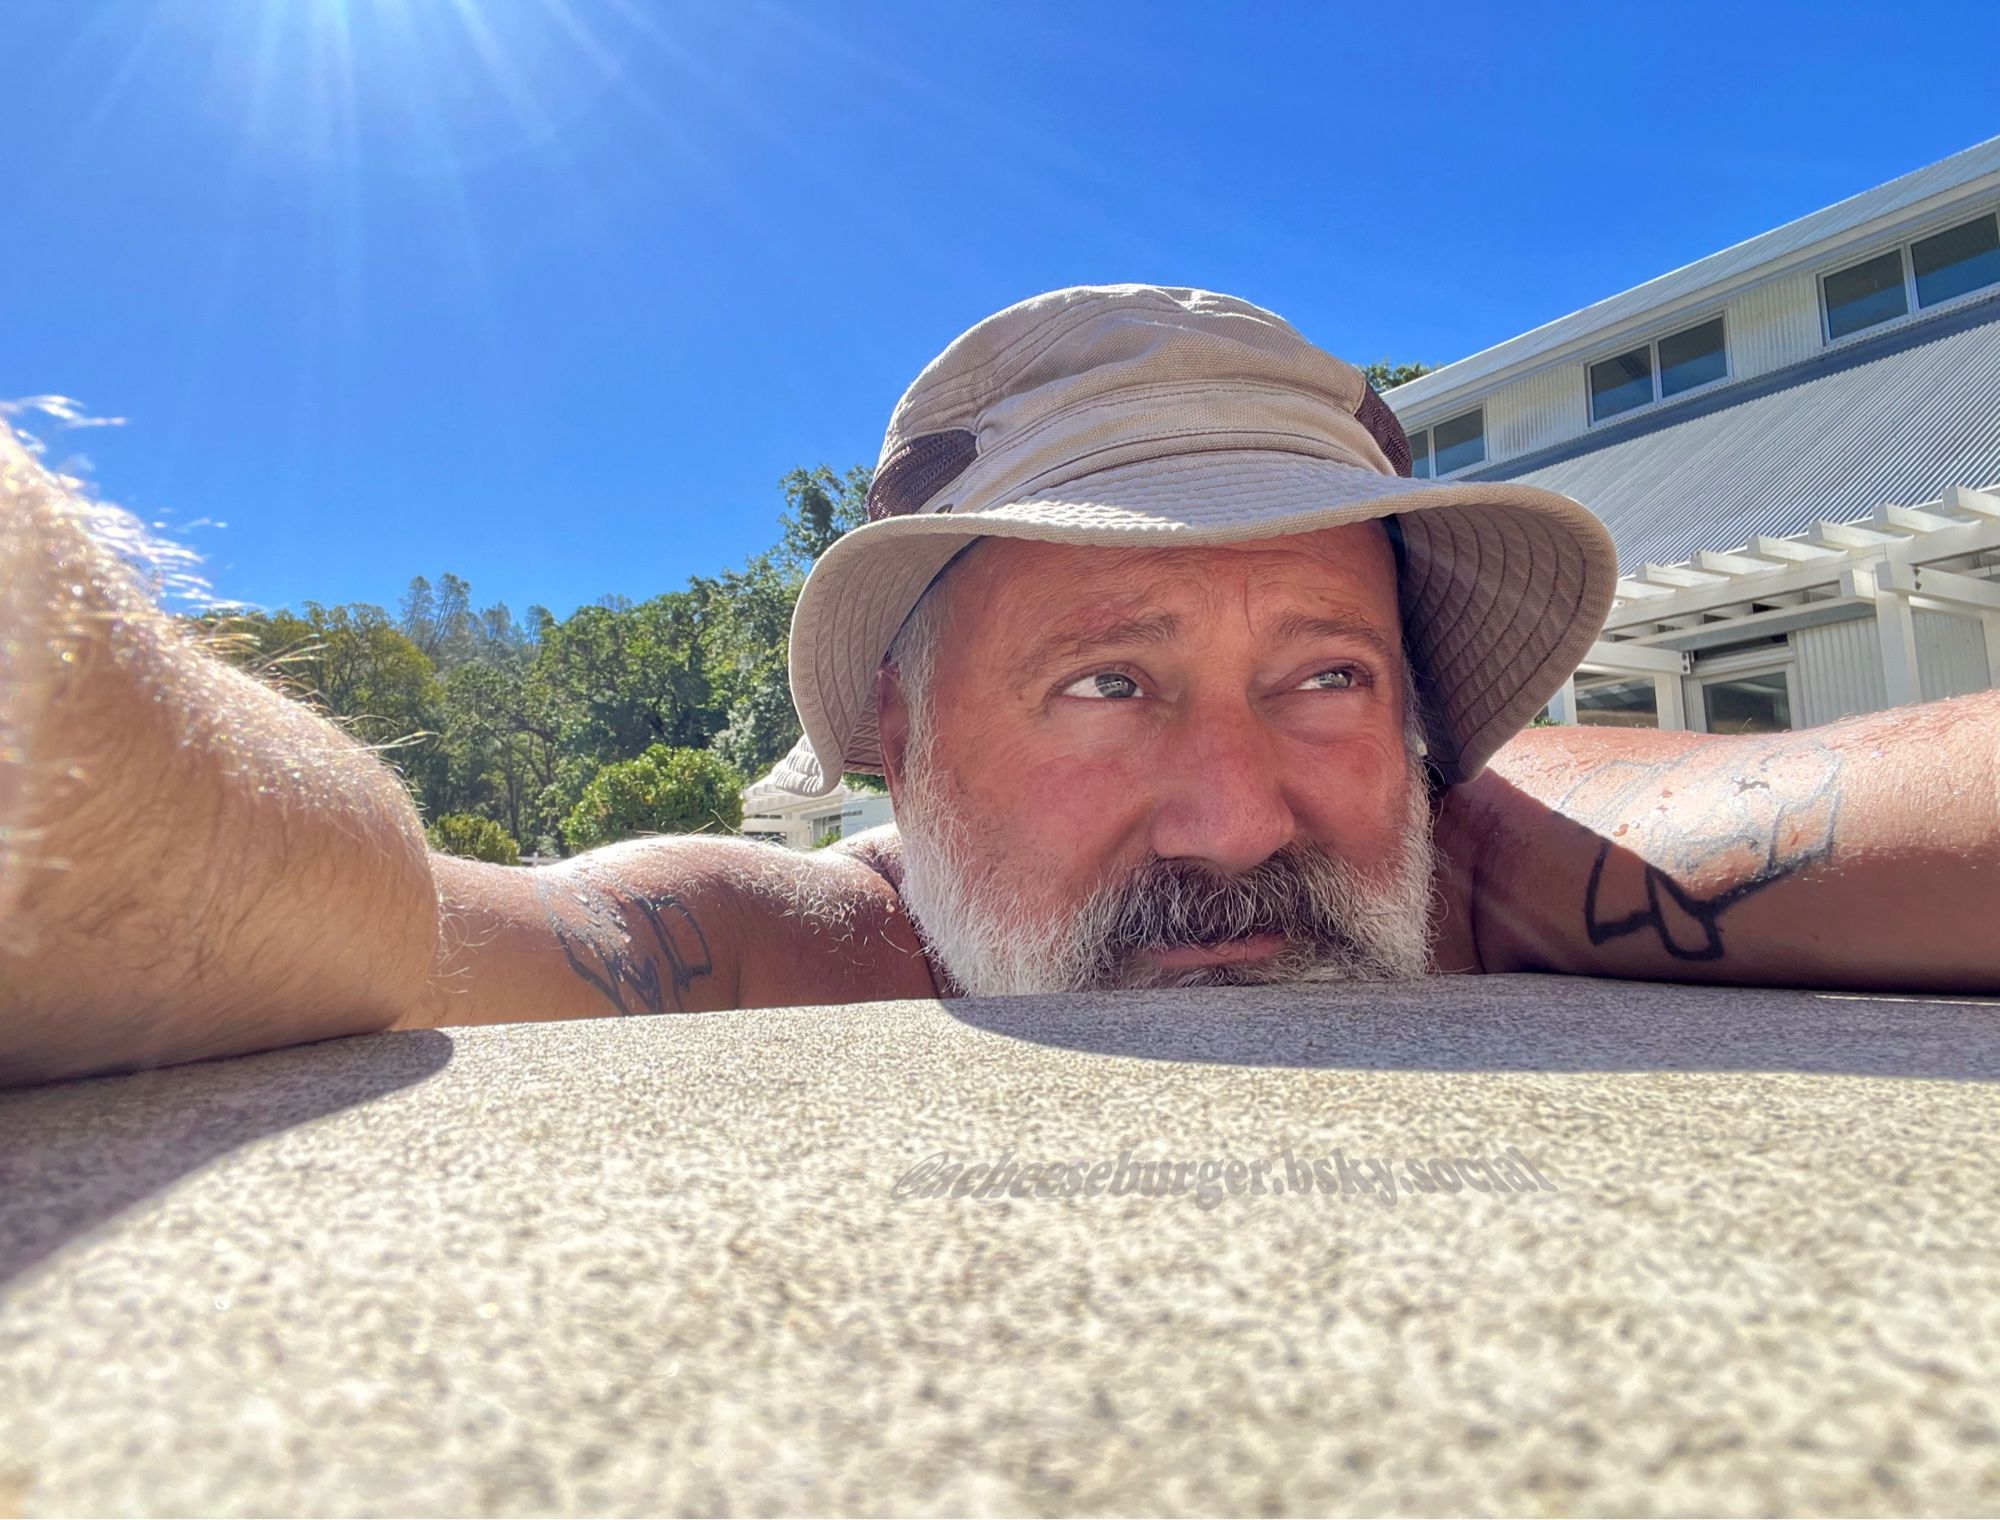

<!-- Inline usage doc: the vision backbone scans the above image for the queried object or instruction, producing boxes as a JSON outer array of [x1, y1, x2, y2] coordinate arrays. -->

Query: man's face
[[879, 522, 1436, 995]]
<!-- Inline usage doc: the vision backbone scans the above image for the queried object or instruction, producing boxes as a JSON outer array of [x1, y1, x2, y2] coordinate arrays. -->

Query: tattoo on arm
[[531, 867, 714, 1014], [1553, 737, 1845, 961]]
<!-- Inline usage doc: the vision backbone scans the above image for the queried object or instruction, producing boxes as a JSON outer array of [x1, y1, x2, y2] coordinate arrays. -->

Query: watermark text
[[891, 1143, 1555, 1211]]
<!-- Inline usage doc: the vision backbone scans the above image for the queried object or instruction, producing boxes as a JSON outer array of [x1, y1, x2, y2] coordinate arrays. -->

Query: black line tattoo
[[532, 868, 714, 1014], [1553, 737, 1845, 961]]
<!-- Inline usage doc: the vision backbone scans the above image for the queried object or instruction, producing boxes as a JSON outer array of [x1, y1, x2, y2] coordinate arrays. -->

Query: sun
[[186, 0, 646, 177]]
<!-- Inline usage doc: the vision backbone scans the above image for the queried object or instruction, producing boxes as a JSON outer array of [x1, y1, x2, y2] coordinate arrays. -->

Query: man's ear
[[875, 663, 911, 799]]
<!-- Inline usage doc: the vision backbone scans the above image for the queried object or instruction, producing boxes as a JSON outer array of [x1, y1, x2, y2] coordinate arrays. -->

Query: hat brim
[[771, 449, 1617, 795]]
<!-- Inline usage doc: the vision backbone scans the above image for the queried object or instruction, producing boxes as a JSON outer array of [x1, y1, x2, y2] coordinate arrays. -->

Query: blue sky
[[8, 0, 1995, 619]]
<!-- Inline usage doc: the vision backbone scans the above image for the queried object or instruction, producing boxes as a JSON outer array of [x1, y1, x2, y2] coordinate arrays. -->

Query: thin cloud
[[3, 395, 129, 428]]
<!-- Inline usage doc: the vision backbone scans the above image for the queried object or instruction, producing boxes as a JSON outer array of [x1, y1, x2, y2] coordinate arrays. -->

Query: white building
[[741, 770, 895, 850], [1387, 137, 2000, 733]]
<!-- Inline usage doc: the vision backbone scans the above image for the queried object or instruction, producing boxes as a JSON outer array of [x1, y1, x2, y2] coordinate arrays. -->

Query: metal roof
[[1476, 296, 2000, 573], [1388, 136, 2000, 414]]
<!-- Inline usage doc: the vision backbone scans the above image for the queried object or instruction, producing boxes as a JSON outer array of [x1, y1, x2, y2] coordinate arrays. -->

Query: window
[[1432, 411, 1485, 474], [1575, 676, 1659, 728], [1588, 316, 1727, 423], [1657, 317, 1728, 396], [1700, 670, 1792, 734], [1823, 250, 1908, 341], [1588, 349, 1653, 422], [1913, 213, 2000, 307], [1407, 409, 1484, 479], [1821, 212, 2000, 342]]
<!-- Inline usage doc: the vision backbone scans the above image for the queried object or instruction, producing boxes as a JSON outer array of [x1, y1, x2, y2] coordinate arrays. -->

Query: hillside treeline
[[197, 465, 872, 861]]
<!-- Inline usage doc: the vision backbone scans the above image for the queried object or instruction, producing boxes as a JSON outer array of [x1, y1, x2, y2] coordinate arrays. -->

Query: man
[[3, 285, 1996, 1087]]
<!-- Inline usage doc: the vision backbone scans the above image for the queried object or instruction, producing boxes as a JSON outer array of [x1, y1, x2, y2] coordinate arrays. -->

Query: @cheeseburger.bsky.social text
[[891, 1144, 1556, 1211]]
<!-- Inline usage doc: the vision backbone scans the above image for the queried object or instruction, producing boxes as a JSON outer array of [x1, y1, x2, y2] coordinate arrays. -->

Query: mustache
[[1098, 844, 1374, 956]]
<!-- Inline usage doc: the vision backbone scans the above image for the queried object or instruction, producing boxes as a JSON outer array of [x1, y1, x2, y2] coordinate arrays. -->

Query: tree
[[399, 574, 471, 668], [1364, 360, 1432, 392], [206, 603, 444, 799], [776, 465, 871, 572], [695, 547, 804, 780], [401, 572, 534, 673], [536, 591, 719, 761], [426, 813, 522, 865], [695, 467, 872, 780], [561, 745, 744, 850], [437, 655, 560, 846], [709, 660, 801, 779], [188, 459, 881, 853]]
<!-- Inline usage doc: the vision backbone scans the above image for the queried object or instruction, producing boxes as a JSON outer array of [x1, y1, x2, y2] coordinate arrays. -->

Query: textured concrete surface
[[3, 974, 1999, 1517]]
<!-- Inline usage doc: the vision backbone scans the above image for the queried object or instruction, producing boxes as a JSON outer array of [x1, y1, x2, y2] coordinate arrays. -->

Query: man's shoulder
[[827, 822, 906, 894], [686, 831, 935, 1005]]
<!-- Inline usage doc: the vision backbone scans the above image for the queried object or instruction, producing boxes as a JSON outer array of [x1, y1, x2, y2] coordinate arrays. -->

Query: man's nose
[[1146, 695, 1299, 876]]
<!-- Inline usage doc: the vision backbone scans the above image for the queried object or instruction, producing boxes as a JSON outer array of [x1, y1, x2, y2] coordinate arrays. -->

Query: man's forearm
[[1, 432, 439, 1085], [1466, 691, 2000, 992]]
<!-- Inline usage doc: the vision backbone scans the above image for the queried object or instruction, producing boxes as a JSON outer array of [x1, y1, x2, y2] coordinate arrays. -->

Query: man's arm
[[1, 430, 442, 1085], [1445, 694, 2000, 992], [0, 432, 931, 1086], [413, 837, 932, 1030]]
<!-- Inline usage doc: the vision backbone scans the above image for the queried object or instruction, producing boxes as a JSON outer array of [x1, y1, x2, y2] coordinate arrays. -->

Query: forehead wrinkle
[[949, 527, 1404, 683], [1012, 609, 1183, 681]]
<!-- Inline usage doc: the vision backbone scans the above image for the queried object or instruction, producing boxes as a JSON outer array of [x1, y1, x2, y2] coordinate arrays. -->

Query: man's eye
[[1297, 668, 1357, 691], [1060, 671, 1143, 700]]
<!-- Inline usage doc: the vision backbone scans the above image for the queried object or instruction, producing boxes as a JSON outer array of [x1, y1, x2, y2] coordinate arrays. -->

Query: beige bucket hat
[[773, 283, 1616, 795]]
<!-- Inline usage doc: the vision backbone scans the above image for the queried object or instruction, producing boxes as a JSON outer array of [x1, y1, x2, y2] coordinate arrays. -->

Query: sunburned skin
[[3, 425, 1999, 1086], [484, 527, 1996, 1020], [872, 529, 1441, 995], [876, 531, 1423, 944], [529, 866, 715, 1014], [1559, 739, 1844, 961]]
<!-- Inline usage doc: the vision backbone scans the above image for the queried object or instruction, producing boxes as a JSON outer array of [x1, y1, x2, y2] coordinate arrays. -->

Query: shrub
[[562, 745, 744, 851], [426, 812, 521, 865]]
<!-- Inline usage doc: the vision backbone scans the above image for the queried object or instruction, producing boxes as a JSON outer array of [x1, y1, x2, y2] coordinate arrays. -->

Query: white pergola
[[1548, 484, 2000, 726]]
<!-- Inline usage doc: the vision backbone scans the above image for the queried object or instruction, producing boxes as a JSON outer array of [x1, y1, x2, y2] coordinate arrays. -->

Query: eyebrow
[[1015, 611, 1183, 678], [1269, 611, 1401, 664], [1013, 607, 1400, 679]]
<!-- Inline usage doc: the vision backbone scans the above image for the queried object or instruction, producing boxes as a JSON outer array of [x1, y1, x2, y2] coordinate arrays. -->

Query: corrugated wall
[[1471, 270, 1871, 472], [1385, 138, 2000, 411], [1486, 366, 1580, 463], [1793, 617, 1889, 726], [1725, 272, 1821, 378], [1915, 610, 1993, 700], [1790, 611, 1990, 727]]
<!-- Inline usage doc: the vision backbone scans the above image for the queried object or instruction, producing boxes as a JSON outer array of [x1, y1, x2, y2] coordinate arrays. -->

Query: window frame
[[1818, 208, 2000, 347], [1405, 406, 1486, 480], [1585, 311, 1731, 428], [1687, 656, 1797, 736], [1572, 673, 1662, 729]]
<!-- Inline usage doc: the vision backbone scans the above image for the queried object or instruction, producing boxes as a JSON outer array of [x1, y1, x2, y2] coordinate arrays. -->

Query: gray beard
[[894, 749, 1438, 998]]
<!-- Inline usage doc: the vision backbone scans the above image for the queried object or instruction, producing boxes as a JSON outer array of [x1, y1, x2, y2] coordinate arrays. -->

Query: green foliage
[[561, 745, 744, 850], [426, 812, 522, 865], [201, 601, 447, 798], [710, 660, 803, 779], [1363, 360, 1432, 392], [435, 654, 560, 848], [197, 462, 874, 857], [537, 590, 719, 760], [776, 465, 869, 571]]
